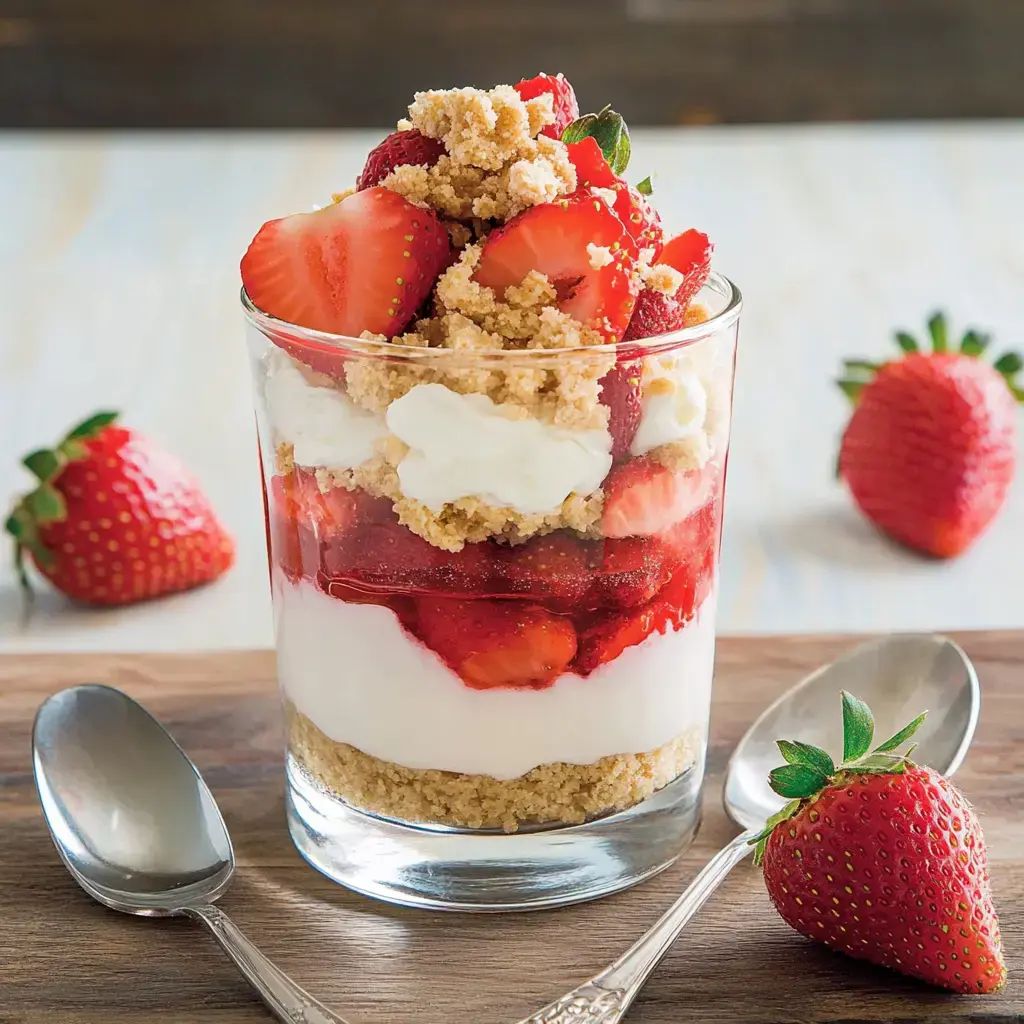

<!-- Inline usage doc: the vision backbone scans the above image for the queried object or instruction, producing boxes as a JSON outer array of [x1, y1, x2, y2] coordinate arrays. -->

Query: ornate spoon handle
[[184, 904, 352, 1024], [518, 830, 757, 1024]]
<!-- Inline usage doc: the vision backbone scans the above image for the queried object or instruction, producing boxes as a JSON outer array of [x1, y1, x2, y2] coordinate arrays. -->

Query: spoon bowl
[[33, 684, 233, 915], [33, 683, 350, 1024], [724, 633, 980, 833]]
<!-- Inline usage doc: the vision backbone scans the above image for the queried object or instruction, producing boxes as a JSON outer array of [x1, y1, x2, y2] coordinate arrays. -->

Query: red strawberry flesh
[[473, 193, 639, 342], [241, 187, 451, 339]]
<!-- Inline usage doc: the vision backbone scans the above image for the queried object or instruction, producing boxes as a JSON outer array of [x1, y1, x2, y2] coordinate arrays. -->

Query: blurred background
[[4, 0, 1023, 128], [2, 0, 1023, 650]]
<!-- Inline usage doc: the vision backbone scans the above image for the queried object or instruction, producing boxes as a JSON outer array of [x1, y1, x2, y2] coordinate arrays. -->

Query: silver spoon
[[32, 683, 351, 1024], [519, 633, 981, 1024]]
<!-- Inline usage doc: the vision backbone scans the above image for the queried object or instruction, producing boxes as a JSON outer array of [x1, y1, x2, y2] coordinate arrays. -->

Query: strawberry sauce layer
[[267, 467, 721, 691]]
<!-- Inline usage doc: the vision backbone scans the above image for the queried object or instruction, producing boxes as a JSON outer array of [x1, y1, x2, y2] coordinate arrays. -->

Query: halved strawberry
[[513, 73, 579, 139], [622, 287, 688, 342], [490, 533, 590, 611], [602, 458, 715, 538], [474, 193, 639, 342], [599, 361, 643, 458], [573, 558, 706, 675], [583, 536, 669, 610], [414, 598, 577, 690], [241, 187, 451, 339], [356, 129, 446, 191], [659, 229, 713, 308]]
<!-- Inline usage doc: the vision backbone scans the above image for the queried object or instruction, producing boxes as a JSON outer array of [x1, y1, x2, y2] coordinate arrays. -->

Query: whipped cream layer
[[264, 349, 387, 469], [386, 383, 612, 514], [274, 574, 716, 779], [631, 331, 735, 460]]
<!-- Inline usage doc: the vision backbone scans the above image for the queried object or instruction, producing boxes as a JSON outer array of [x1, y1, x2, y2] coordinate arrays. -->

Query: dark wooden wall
[[2, 0, 1023, 128]]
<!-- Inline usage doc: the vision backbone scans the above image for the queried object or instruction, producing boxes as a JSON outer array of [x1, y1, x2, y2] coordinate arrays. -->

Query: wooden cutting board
[[0, 634, 1021, 1024]]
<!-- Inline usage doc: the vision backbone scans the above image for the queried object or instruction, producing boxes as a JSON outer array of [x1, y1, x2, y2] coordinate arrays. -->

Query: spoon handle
[[518, 829, 757, 1024], [185, 905, 352, 1024]]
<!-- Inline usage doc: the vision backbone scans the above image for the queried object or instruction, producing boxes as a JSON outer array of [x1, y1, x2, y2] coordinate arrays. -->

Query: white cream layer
[[386, 383, 612, 514], [264, 349, 387, 469], [274, 574, 716, 779]]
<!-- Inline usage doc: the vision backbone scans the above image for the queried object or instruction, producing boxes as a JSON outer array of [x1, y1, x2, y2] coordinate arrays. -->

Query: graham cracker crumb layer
[[287, 705, 703, 832]]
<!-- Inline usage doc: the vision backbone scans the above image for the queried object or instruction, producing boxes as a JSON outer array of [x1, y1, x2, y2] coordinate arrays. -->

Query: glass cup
[[244, 273, 741, 910]]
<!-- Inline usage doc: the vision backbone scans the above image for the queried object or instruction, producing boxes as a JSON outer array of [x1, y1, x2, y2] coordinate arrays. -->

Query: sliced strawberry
[[602, 458, 715, 538], [599, 361, 643, 458], [490, 533, 590, 611], [659, 229, 713, 308], [241, 187, 451, 340], [414, 598, 577, 690], [565, 136, 618, 188], [584, 536, 669, 610], [474, 193, 639, 342], [323, 520, 495, 597], [622, 287, 688, 342], [573, 560, 705, 675], [356, 129, 446, 191], [612, 183, 663, 257], [513, 73, 579, 139]]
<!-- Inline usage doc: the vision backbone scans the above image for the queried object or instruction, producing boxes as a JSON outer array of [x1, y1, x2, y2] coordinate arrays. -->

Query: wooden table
[[1, 124, 1024, 654], [0, 633, 1020, 1022]]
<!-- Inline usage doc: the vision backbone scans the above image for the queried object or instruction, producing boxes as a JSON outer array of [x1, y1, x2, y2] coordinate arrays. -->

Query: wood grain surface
[[0, 634, 1020, 1023], [3, 0, 1024, 127]]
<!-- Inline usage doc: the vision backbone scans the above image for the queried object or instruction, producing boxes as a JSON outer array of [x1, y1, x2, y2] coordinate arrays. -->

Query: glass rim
[[241, 271, 742, 363]]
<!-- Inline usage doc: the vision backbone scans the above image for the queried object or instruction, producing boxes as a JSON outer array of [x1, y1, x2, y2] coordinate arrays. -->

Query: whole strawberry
[[752, 692, 1006, 994], [5, 412, 234, 606], [837, 313, 1022, 557], [356, 129, 445, 191]]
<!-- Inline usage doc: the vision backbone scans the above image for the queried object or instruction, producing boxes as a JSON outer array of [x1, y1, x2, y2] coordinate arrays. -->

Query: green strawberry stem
[[748, 691, 928, 864], [837, 312, 1024, 406], [5, 410, 120, 596], [562, 105, 631, 175]]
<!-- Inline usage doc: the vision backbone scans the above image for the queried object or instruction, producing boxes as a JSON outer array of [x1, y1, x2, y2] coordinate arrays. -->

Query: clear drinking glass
[[244, 273, 741, 910]]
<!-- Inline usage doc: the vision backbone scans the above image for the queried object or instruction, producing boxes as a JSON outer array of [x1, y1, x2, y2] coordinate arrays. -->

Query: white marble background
[[1, 123, 1022, 653]]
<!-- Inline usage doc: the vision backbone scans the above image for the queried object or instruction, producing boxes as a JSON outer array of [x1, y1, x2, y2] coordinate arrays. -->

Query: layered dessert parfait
[[242, 73, 737, 837]]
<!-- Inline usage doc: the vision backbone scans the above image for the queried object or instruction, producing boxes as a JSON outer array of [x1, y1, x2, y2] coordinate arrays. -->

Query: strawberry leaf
[[841, 690, 874, 762], [895, 331, 919, 353], [873, 711, 928, 753], [22, 448, 63, 483], [993, 351, 1023, 375], [842, 359, 880, 376], [960, 330, 990, 356], [777, 739, 836, 777], [927, 312, 949, 353], [837, 379, 865, 403], [66, 410, 119, 441], [562, 106, 631, 175], [769, 764, 829, 799], [636, 176, 653, 196], [844, 752, 910, 774], [25, 484, 66, 523], [749, 798, 802, 866]]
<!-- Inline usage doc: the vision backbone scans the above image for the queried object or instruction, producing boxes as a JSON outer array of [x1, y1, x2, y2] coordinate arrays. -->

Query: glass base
[[286, 751, 705, 911]]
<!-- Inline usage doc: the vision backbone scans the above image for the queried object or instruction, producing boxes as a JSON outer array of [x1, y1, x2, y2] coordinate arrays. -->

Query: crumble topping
[[587, 243, 614, 269], [345, 245, 613, 436], [638, 249, 686, 296], [380, 85, 576, 222]]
